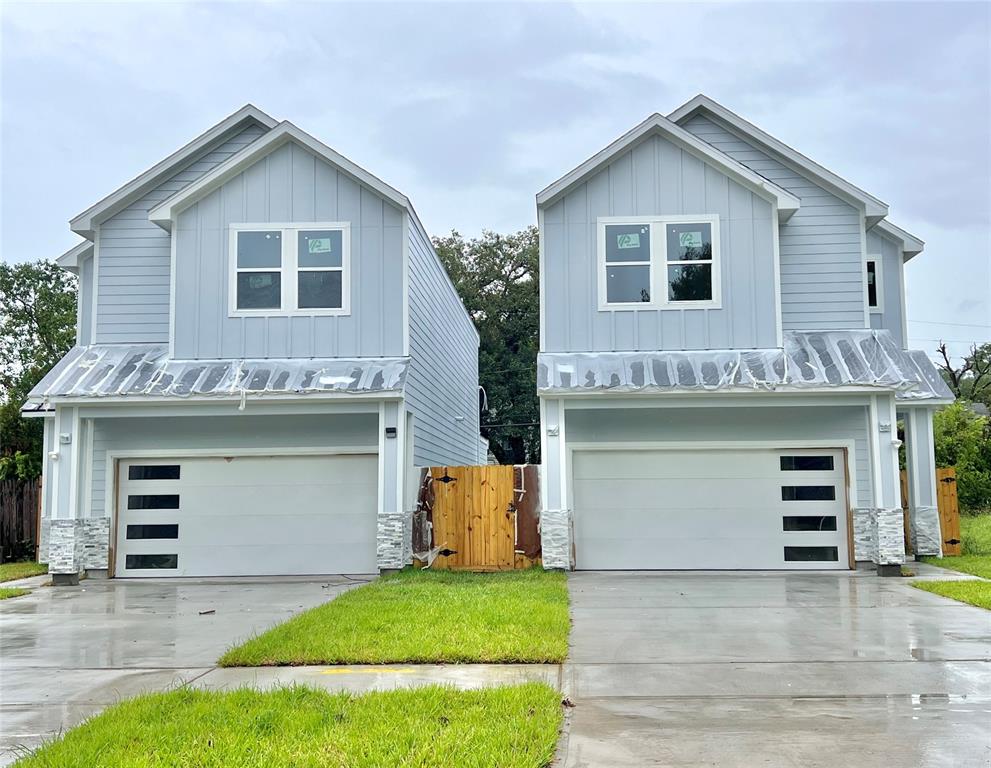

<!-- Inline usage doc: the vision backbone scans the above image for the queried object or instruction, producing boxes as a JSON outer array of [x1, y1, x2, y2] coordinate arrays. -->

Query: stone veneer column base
[[539, 508, 572, 570], [48, 518, 112, 578], [911, 505, 942, 556], [853, 507, 906, 569], [377, 512, 409, 571]]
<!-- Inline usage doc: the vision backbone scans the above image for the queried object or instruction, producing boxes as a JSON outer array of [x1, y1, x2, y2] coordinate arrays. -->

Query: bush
[[933, 402, 991, 511]]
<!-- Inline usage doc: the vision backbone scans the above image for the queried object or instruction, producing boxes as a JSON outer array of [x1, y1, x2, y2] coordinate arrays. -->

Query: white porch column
[[48, 406, 84, 583], [861, 395, 905, 573], [903, 407, 942, 557], [376, 400, 408, 571], [539, 397, 571, 570]]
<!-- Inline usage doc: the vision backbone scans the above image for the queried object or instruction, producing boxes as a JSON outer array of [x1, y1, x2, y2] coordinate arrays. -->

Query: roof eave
[[668, 95, 889, 219], [873, 219, 925, 261], [535, 113, 801, 215], [55, 240, 94, 274], [148, 121, 411, 231], [69, 104, 277, 237]]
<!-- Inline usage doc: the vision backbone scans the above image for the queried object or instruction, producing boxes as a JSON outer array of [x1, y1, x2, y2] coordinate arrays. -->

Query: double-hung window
[[230, 223, 350, 316], [599, 215, 721, 310]]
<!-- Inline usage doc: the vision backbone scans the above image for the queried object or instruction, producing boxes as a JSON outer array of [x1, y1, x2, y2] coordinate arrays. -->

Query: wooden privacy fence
[[900, 467, 961, 556], [412, 465, 540, 571], [0, 478, 41, 563]]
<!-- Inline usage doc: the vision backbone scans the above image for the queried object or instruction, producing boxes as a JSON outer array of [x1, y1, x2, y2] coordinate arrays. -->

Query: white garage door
[[115, 454, 377, 577], [572, 448, 849, 570]]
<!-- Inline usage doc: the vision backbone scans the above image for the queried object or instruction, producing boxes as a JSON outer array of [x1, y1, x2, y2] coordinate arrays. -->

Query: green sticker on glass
[[617, 233, 641, 250], [308, 237, 332, 254], [679, 231, 703, 248]]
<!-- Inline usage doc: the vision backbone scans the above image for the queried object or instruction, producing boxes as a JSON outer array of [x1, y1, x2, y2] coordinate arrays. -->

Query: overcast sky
[[2, 1, 988, 360]]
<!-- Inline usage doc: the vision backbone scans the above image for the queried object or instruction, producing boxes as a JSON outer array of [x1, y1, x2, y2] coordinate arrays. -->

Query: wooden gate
[[418, 465, 540, 571], [0, 478, 41, 562], [899, 467, 962, 556]]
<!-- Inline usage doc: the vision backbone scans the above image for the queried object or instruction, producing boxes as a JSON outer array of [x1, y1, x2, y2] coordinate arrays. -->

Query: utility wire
[[908, 319, 991, 329]]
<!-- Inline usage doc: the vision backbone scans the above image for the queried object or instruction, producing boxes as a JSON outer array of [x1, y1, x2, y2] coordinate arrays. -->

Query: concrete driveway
[[560, 569, 991, 768], [0, 575, 370, 765]]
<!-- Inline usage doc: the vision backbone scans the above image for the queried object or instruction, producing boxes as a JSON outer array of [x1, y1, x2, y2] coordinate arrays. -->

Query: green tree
[[0, 260, 77, 479], [932, 401, 991, 511], [433, 228, 539, 464], [936, 342, 991, 408]]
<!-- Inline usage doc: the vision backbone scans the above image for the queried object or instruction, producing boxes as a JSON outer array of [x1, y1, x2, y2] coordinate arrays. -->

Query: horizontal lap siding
[[565, 404, 873, 507], [94, 124, 266, 343], [682, 115, 866, 331], [543, 134, 778, 353], [406, 217, 480, 466], [172, 141, 404, 359]]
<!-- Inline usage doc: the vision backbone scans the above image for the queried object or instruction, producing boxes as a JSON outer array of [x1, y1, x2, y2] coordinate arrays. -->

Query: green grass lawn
[[220, 568, 569, 666], [912, 580, 991, 610], [12, 683, 562, 768], [914, 513, 990, 610], [920, 514, 991, 578], [0, 587, 29, 600], [0, 561, 47, 583]]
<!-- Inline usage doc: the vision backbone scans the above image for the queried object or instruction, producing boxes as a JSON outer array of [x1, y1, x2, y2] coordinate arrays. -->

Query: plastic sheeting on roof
[[24, 345, 407, 408], [537, 330, 952, 401]]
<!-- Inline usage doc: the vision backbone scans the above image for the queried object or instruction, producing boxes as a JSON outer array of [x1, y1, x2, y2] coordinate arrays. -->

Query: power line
[[910, 338, 991, 344], [908, 319, 991, 329]]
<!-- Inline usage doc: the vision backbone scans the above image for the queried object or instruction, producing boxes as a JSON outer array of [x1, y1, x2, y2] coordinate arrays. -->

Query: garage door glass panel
[[781, 485, 836, 501], [784, 546, 839, 562], [780, 456, 834, 471], [127, 494, 180, 510], [128, 465, 180, 480], [782, 516, 837, 532], [125, 554, 178, 570], [126, 524, 179, 540]]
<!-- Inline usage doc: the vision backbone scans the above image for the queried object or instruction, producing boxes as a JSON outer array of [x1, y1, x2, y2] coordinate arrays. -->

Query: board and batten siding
[[77, 254, 94, 345], [93, 123, 267, 344], [405, 215, 481, 466], [87, 413, 378, 521], [542, 134, 778, 354], [867, 229, 906, 346], [172, 141, 404, 359], [565, 404, 873, 508], [680, 114, 867, 332]]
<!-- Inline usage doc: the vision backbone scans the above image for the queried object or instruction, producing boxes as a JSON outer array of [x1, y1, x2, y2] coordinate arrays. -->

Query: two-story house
[[536, 95, 953, 574], [26, 106, 481, 584]]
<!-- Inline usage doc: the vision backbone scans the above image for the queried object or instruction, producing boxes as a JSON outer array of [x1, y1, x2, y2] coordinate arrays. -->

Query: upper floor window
[[866, 257, 882, 312], [229, 223, 350, 317], [598, 215, 721, 310]]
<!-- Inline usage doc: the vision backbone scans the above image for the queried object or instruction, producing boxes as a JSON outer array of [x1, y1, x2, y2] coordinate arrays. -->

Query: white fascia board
[[872, 219, 925, 262], [149, 122, 410, 231], [668, 95, 888, 222], [70, 104, 277, 238], [535, 113, 801, 219], [56, 240, 94, 273]]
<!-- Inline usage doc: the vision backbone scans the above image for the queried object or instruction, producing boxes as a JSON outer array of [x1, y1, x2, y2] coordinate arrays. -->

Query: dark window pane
[[781, 486, 836, 501], [604, 224, 650, 263], [236, 231, 281, 268], [126, 524, 179, 540], [125, 554, 178, 570], [780, 456, 835, 472], [128, 465, 180, 481], [783, 516, 837, 532], [606, 264, 651, 303], [236, 271, 281, 309], [127, 494, 180, 510], [298, 230, 343, 268], [867, 261, 878, 307], [666, 222, 712, 262], [668, 264, 712, 301], [298, 271, 343, 309], [784, 546, 839, 562]]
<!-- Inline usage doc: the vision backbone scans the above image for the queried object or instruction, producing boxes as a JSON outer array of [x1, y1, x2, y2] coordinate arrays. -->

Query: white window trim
[[866, 254, 884, 314], [597, 214, 722, 311], [228, 222, 351, 318]]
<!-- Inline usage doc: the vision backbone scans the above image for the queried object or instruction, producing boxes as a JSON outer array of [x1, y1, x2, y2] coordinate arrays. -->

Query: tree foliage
[[433, 228, 539, 464], [936, 342, 991, 407], [0, 260, 77, 479], [933, 401, 991, 511]]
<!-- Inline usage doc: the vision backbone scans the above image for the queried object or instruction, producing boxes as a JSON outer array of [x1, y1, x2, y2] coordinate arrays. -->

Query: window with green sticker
[[603, 223, 651, 304], [666, 222, 714, 302]]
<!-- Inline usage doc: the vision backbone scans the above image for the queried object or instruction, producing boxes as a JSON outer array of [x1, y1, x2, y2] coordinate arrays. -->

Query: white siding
[[867, 229, 906, 346], [405, 214, 481, 465]]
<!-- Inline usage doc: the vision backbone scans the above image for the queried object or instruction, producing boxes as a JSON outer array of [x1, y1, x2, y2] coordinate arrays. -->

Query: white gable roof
[[55, 240, 94, 274], [535, 113, 801, 219], [873, 219, 925, 261], [668, 95, 888, 223], [70, 105, 277, 239], [148, 121, 409, 229]]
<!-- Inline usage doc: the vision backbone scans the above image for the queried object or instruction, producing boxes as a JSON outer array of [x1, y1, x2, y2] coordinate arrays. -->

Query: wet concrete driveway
[[560, 569, 991, 768], [0, 575, 370, 764]]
